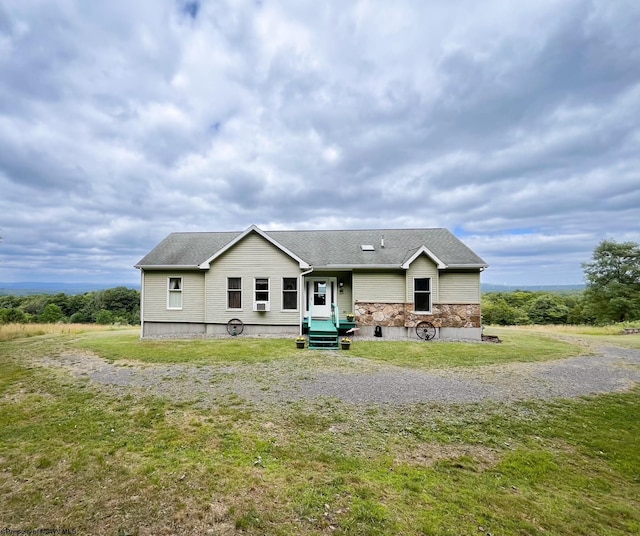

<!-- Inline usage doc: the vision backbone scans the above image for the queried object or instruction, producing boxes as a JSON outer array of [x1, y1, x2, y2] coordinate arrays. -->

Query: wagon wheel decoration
[[226, 318, 244, 336], [415, 321, 436, 341]]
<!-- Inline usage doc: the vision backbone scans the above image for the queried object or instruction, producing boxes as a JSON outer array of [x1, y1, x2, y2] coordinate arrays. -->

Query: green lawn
[[349, 331, 584, 368], [1, 329, 639, 535], [71, 328, 584, 368], [71, 331, 301, 364]]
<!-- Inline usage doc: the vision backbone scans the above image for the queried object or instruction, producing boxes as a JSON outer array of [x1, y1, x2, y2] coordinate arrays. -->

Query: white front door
[[306, 278, 335, 318]]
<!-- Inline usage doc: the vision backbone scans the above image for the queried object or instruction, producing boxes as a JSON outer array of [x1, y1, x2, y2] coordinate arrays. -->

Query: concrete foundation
[[205, 323, 298, 337], [142, 321, 206, 338], [142, 321, 298, 338]]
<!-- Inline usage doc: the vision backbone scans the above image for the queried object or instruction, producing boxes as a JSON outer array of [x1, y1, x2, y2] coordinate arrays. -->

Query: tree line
[[482, 290, 586, 325], [0, 286, 140, 325], [484, 239, 640, 325]]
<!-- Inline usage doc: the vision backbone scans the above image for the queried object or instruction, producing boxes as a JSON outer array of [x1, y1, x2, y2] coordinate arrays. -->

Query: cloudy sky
[[1, 0, 639, 287]]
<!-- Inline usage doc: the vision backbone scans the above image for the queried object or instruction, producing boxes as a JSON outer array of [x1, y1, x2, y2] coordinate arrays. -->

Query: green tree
[[39, 303, 65, 323], [528, 294, 570, 324], [48, 293, 72, 316], [21, 295, 49, 316], [567, 297, 595, 324], [95, 309, 114, 325], [0, 295, 21, 309], [69, 310, 93, 323], [582, 240, 640, 323], [100, 287, 139, 314], [482, 297, 529, 325], [66, 293, 96, 323], [0, 308, 27, 324], [502, 290, 537, 309]]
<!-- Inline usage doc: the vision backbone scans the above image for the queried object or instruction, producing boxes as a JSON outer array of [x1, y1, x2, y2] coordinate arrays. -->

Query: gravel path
[[40, 342, 640, 407]]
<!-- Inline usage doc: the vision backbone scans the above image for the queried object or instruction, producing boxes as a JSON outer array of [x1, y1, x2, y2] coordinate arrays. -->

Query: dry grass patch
[[0, 323, 137, 342], [395, 443, 502, 470]]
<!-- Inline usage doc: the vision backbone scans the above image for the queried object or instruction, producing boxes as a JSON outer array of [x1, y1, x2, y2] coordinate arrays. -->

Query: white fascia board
[[445, 263, 489, 270], [135, 265, 203, 270], [198, 224, 310, 269], [322, 264, 401, 270], [400, 246, 447, 269]]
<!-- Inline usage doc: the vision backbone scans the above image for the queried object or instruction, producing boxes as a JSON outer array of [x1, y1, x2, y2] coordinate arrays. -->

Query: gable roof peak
[[401, 245, 447, 269], [198, 224, 310, 269]]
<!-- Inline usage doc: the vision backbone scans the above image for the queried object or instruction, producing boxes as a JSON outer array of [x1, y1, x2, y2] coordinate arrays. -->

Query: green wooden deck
[[303, 319, 356, 333]]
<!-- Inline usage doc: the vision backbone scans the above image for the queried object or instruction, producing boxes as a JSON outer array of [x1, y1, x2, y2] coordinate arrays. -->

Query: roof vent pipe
[[381, 236, 385, 248]]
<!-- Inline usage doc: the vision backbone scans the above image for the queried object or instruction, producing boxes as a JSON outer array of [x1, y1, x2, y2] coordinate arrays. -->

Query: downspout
[[139, 269, 145, 339], [299, 267, 314, 335], [202, 272, 209, 326]]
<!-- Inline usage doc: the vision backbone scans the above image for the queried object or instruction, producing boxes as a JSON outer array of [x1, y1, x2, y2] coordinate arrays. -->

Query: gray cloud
[[1, 0, 639, 285]]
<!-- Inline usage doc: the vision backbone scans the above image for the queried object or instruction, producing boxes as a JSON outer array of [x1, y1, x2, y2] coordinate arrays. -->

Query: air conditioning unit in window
[[254, 302, 270, 312]]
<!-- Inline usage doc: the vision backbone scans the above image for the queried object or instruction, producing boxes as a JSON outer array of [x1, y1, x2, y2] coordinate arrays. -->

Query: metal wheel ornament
[[226, 318, 244, 336], [416, 321, 436, 341]]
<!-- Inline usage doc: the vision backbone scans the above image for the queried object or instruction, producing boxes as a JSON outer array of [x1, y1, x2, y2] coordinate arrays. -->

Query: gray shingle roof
[[135, 231, 241, 267], [135, 227, 487, 269]]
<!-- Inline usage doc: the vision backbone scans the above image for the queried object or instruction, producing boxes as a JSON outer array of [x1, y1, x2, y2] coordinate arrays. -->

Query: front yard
[[1, 326, 639, 535]]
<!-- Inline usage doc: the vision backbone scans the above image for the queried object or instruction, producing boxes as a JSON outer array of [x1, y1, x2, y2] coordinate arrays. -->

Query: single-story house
[[135, 225, 488, 343]]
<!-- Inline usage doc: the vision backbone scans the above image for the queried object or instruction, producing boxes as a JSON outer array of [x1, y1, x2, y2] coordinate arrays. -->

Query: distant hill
[[0, 282, 140, 296], [482, 283, 584, 293]]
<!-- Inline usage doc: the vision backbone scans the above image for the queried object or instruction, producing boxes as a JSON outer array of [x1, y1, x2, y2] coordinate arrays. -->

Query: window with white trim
[[414, 278, 431, 313], [255, 278, 269, 303], [227, 277, 242, 309], [167, 277, 183, 309], [282, 277, 298, 310]]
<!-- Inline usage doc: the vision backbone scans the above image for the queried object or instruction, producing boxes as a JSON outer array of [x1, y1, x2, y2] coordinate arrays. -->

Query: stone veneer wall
[[354, 302, 481, 328]]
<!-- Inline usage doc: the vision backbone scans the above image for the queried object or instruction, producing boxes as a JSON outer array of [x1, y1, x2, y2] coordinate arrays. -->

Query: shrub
[[0, 308, 27, 324], [96, 309, 115, 325]]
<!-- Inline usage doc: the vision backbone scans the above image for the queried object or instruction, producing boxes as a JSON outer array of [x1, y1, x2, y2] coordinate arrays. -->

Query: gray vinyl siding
[[142, 271, 205, 322], [438, 272, 481, 303], [205, 232, 302, 325], [353, 271, 405, 303], [406, 255, 439, 303]]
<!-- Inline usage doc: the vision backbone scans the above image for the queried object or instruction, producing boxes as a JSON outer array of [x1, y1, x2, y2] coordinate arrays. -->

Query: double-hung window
[[414, 278, 432, 313], [255, 278, 269, 302], [282, 277, 298, 310], [167, 277, 183, 310], [227, 277, 242, 309], [254, 278, 270, 311]]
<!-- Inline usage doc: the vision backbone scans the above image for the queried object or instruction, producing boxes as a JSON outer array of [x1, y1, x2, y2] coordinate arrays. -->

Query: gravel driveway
[[40, 341, 640, 407]]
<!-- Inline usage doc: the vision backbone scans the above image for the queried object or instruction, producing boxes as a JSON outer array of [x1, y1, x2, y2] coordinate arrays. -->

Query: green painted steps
[[308, 319, 339, 350]]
